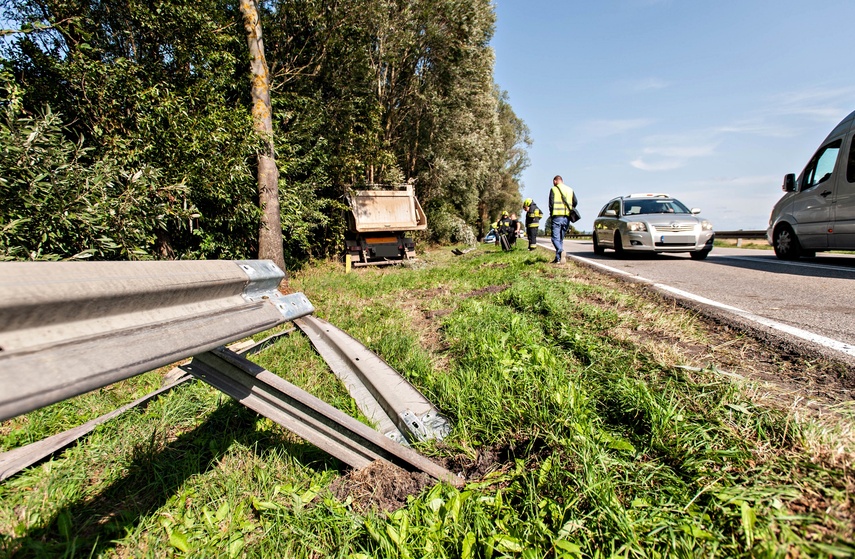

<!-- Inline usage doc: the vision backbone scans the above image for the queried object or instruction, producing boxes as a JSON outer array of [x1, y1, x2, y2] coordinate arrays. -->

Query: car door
[[792, 139, 842, 249], [595, 199, 621, 247], [832, 132, 855, 249]]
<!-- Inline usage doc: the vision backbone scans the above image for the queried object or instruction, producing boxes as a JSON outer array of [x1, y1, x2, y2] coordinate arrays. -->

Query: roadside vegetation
[[2, 247, 853, 557], [713, 239, 772, 250], [1, 0, 529, 265]]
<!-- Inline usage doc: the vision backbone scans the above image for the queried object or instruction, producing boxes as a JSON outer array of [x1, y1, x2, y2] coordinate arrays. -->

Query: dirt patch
[[394, 287, 453, 357], [440, 447, 505, 480], [424, 309, 452, 320], [462, 285, 509, 299], [327, 445, 530, 513], [328, 460, 434, 513], [415, 287, 449, 299]]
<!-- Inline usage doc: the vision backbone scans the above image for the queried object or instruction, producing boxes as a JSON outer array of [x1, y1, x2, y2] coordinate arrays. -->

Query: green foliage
[[0, 91, 191, 260], [1, 0, 529, 263]]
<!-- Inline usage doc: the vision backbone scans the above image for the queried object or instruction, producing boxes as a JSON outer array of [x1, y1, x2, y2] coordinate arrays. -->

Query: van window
[[801, 139, 842, 190], [848, 137, 855, 183]]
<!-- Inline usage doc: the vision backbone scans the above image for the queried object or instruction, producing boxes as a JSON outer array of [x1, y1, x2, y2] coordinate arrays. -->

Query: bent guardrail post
[[0, 260, 313, 422], [182, 347, 462, 486]]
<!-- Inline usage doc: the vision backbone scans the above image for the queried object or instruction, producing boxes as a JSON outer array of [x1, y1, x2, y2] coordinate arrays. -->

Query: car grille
[[651, 223, 695, 232]]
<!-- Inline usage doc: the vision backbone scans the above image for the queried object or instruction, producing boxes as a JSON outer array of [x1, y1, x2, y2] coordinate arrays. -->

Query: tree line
[[0, 0, 531, 268]]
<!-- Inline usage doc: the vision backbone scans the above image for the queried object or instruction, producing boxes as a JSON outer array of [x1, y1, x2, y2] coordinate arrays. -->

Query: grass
[[1, 245, 853, 558], [713, 239, 772, 250]]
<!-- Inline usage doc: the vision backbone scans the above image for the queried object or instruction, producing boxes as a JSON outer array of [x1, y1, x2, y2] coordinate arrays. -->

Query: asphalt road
[[541, 239, 855, 360]]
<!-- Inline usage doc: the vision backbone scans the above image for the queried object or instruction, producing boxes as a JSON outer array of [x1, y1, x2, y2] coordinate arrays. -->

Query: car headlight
[[627, 221, 647, 232], [701, 220, 713, 231]]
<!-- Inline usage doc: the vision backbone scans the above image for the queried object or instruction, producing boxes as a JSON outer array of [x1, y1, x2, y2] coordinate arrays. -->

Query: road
[[540, 239, 855, 360]]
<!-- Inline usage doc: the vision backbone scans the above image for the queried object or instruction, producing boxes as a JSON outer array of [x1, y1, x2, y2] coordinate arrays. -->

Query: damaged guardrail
[[0, 260, 313, 421], [0, 260, 461, 486], [295, 315, 450, 445]]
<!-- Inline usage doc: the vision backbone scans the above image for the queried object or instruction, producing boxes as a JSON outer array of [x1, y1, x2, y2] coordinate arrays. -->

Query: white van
[[767, 109, 855, 259]]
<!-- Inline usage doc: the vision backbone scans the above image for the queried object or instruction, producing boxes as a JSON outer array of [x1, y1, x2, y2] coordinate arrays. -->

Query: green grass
[[1, 246, 853, 558], [713, 239, 772, 250]]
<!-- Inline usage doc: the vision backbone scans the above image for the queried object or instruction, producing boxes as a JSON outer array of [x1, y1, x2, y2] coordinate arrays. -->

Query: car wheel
[[612, 232, 625, 257], [689, 249, 710, 260], [773, 224, 802, 260], [592, 233, 605, 255]]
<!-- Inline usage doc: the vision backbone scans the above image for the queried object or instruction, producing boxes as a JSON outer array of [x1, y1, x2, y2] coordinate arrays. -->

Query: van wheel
[[690, 249, 710, 260], [773, 225, 802, 260], [592, 234, 605, 254], [612, 232, 625, 258]]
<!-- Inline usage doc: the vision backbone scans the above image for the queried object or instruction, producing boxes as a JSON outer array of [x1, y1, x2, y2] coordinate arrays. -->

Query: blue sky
[[491, 0, 855, 231]]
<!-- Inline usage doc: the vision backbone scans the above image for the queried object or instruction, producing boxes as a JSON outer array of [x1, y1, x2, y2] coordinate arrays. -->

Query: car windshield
[[623, 198, 691, 215]]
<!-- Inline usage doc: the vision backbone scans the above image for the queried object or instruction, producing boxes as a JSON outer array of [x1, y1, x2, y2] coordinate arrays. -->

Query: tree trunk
[[239, 0, 285, 273]]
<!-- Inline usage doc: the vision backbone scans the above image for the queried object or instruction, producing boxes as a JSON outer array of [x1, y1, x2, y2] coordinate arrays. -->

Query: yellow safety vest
[[551, 183, 574, 216], [527, 206, 542, 228]]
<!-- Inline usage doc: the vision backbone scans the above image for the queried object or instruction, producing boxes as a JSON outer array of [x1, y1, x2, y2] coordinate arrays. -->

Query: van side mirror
[[605, 209, 617, 217], [690, 208, 701, 214], [782, 173, 796, 192]]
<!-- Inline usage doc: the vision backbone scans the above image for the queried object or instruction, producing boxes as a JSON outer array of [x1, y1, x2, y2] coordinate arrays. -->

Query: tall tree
[[240, 0, 285, 272], [476, 88, 531, 236]]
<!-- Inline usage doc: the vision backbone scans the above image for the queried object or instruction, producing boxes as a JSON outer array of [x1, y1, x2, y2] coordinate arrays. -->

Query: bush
[[0, 89, 191, 260]]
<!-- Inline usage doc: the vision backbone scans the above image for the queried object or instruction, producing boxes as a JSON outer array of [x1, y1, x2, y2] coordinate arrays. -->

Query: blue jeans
[[551, 216, 569, 258]]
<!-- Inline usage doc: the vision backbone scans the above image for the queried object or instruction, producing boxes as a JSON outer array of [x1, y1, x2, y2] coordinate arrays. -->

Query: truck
[[344, 184, 427, 267]]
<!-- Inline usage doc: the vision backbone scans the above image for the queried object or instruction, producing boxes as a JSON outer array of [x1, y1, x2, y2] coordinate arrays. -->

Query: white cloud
[[640, 144, 717, 158], [686, 175, 780, 188], [767, 86, 855, 122], [699, 86, 855, 144], [715, 120, 797, 138], [630, 139, 718, 172], [578, 118, 655, 138], [630, 158, 685, 171]]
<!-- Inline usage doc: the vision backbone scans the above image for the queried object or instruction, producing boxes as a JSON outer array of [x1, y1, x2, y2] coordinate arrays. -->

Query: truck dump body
[[345, 185, 427, 267]]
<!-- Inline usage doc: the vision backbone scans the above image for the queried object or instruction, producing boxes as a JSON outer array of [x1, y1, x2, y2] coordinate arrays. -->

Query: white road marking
[[711, 254, 855, 274], [547, 243, 855, 358]]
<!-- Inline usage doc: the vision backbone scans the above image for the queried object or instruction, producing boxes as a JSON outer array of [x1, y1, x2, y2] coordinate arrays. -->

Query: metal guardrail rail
[[0, 260, 460, 486], [565, 230, 767, 242], [0, 260, 313, 420], [295, 315, 450, 445], [714, 230, 767, 240]]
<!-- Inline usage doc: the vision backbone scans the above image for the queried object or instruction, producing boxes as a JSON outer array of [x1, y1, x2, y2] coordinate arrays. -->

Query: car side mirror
[[605, 209, 617, 217], [782, 173, 796, 192], [690, 208, 701, 214]]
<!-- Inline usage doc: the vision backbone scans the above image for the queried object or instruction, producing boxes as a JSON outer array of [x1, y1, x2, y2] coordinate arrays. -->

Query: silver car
[[592, 193, 714, 259]]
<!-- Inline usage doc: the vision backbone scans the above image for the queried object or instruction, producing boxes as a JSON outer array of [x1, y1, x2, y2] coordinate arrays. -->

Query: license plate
[[659, 235, 695, 244]]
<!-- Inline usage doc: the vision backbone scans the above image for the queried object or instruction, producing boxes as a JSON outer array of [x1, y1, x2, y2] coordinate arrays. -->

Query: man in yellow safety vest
[[548, 175, 578, 263]]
